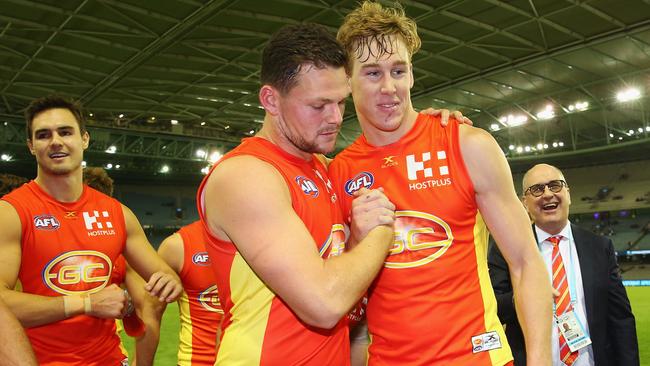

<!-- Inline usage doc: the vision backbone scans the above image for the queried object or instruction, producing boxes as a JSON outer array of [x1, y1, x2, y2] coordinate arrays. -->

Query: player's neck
[[362, 108, 419, 147], [34, 168, 84, 203], [257, 119, 313, 162]]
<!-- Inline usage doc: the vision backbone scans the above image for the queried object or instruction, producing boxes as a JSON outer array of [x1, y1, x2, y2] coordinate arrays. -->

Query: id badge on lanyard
[[553, 240, 592, 353]]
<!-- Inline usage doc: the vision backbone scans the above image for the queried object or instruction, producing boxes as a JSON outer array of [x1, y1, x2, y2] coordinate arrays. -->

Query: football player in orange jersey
[[330, 2, 552, 365], [0, 95, 183, 365], [197, 23, 397, 365], [139, 221, 224, 366]]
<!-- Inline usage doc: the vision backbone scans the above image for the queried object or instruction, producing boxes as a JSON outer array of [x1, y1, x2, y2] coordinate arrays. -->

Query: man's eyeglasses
[[524, 180, 567, 197]]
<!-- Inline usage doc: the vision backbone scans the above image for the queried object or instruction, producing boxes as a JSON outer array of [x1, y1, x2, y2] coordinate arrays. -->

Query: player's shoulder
[[458, 124, 500, 157], [2, 181, 33, 202]]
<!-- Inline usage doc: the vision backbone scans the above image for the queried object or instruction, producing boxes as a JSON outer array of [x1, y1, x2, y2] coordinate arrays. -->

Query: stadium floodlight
[[490, 123, 500, 131], [171, 119, 179, 125], [195, 149, 207, 159], [499, 114, 528, 127], [508, 145, 515, 150], [1, 153, 12, 161], [160, 165, 170, 174], [616, 88, 641, 102], [536, 105, 555, 120], [208, 151, 222, 164], [558, 141, 564, 147], [568, 101, 589, 112], [105, 163, 113, 169], [105, 145, 117, 154], [516, 146, 523, 153], [201, 166, 210, 175]]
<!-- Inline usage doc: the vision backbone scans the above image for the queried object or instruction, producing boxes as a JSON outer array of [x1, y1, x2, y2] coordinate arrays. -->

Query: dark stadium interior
[[1, 1, 648, 256]]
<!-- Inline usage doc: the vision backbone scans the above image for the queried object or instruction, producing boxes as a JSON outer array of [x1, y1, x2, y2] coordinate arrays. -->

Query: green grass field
[[122, 287, 650, 365], [629, 287, 650, 365]]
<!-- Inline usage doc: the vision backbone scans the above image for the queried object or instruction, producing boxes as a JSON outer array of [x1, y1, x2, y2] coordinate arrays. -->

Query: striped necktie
[[549, 235, 578, 365]]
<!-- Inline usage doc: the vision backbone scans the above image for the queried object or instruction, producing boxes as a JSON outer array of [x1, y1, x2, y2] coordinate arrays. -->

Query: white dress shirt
[[535, 222, 594, 366]]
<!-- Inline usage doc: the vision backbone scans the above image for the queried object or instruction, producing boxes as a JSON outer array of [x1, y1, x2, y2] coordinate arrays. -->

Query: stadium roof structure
[[1, 0, 650, 182]]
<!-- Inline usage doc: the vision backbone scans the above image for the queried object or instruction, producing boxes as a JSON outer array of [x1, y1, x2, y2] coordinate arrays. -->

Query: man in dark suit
[[488, 163, 638, 366]]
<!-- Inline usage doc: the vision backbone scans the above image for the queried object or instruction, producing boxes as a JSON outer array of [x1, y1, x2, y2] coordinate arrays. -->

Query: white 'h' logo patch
[[406, 151, 449, 181], [83, 211, 113, 230]]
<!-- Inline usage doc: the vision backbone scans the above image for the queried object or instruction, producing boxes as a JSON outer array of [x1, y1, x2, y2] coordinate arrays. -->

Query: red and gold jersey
[[197, 137, 349, 366], [2, 181, 128, 365], [111, 255, 126, 285], [329, 114, 512, 366], [176, 221, 223, 366]]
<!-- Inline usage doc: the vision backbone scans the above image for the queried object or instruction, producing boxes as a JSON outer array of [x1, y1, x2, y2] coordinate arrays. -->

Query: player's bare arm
[[124, 264, 162, 366], [132, 232, 184, 366], [0, 201, 127, 326], [203, 155, 394, 329], [459, 125, 552, 366], [0, 298, 38, 366], [121, 205, 183, 303]]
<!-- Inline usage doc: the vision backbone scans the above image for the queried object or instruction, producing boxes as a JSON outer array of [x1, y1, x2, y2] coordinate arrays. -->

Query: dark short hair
[[261, 23, 347, 94], [83, 167, 114, 197], [24, 95, 86, 139], [0, 173, 29, 196]]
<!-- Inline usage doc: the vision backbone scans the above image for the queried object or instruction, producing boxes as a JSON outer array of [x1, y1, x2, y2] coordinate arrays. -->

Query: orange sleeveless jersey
[[329, 114, 512, 365], [176, 221, 223, 366], [197, 137, 349, 366], [2, 181, 128, 366]]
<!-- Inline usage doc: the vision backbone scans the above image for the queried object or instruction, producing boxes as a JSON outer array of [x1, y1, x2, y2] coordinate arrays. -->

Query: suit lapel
[[570, 224, 595, 329]]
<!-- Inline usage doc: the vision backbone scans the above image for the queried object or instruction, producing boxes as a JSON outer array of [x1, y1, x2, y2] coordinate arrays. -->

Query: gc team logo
[[198, 285, 224, 314], [43, 250, 112, 295], [33, 215, 60, 231], [192, 252, 210, 266], [386, 210, 454, 269], [295, 176, 319, 198], [344, 172, 374, 195]]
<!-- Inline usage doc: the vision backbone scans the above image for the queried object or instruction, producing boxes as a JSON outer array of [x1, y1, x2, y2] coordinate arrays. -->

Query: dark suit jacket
[[487, 224, 639, 366]]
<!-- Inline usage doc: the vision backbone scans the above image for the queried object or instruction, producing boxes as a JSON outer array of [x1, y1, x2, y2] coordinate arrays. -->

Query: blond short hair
[[337, 1, 421, 72]]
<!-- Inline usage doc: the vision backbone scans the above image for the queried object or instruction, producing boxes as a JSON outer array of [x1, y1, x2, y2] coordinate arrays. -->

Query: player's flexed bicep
[[204, 155, 336, 327], [203, 155, 394, 329], [121, 205, 182, 303]]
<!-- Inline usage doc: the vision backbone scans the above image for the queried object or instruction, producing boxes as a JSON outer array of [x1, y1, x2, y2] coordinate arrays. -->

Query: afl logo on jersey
[[43, 250, 112, 295], [198, 285, 224, 314], [192, 252, 211, 266], [344, 172, 374, 195], [386, 210, 454, 269], [295, 176, 319, 198], [33, 215, 60, 231]]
